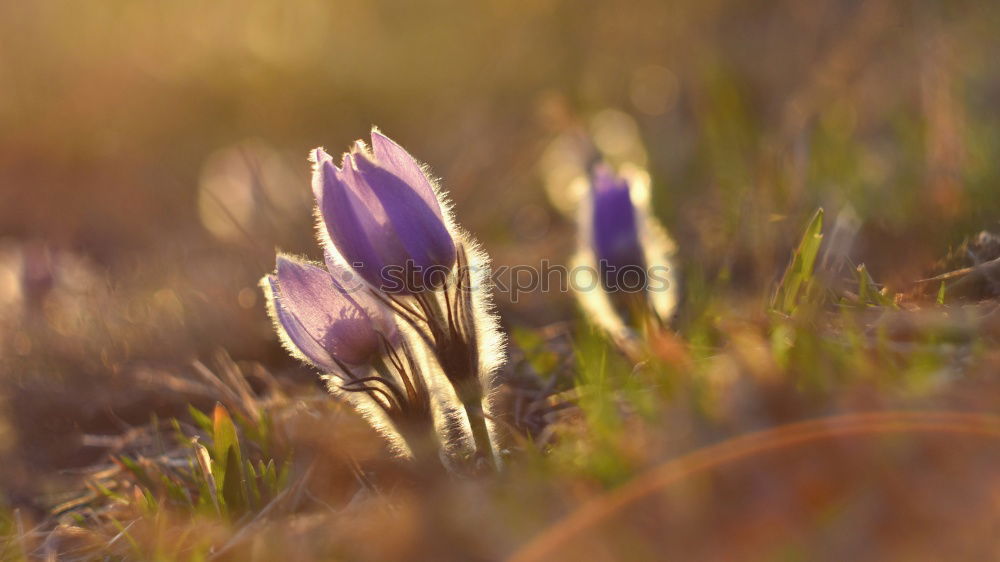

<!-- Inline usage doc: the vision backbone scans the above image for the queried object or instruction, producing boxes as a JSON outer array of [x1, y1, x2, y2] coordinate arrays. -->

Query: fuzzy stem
[[420, 292, 497, 470], [372, 357, 442, 468], [462, 397, 497, 471]]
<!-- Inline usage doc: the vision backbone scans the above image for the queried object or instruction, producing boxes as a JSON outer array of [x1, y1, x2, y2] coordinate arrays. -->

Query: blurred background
[[1, 0, 999, 557]]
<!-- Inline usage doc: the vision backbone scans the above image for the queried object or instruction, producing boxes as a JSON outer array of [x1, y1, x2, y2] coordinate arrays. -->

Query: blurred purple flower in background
[[312, 130, 456, 293], [590, 165, 647, 292], [573, 159, 679, 348]]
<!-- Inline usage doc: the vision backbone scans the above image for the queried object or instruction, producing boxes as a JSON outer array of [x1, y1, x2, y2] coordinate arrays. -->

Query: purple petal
[[323, 254, 400, 345], [323, 250, 368, 296], [276, 255, 380, 365], [265, 276, 339, 372], [353, 152, 456, 273], [310, 148, 335, 207], [310, 133, 457, 293], [317, 158, 402, 288], [369, 130, 443, 219]]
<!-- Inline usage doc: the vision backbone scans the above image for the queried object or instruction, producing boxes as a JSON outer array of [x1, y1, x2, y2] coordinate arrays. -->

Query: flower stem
[[462, 399, 497, 471], [418, 291, 497, 470]]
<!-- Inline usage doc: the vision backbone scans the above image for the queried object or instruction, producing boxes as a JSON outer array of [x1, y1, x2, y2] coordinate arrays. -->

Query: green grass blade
[[771, 208, 824, 315]]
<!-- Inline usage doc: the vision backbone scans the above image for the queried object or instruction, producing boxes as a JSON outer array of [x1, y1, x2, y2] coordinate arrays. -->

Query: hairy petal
[[311, 133, 456, 293], [353, 152, 455, 273], [323, 252, 400, 345], [310, 147, 335, 207], [276, 255, 380, 365], [369, 129, 443, 219], [264, 275, 339, 372], [317, 158, 398, 287]]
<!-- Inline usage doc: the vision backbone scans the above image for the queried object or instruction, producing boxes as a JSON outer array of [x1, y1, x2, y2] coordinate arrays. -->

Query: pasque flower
[[262, 128, 505, 471], [264, 254, 443, 461], [311, 129, 503, 470], [573, 161, 680, 351], [312, 131, 456, 293]]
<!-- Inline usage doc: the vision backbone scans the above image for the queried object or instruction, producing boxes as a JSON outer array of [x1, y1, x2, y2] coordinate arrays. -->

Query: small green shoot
[[771, 208, 824, 316], [854, 264, 897, 308]]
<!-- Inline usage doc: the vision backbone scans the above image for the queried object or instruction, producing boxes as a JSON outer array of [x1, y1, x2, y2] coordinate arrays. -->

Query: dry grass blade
[[510, 411, 1000, 562], [190, 360, 257, 422], [915, 255, 1000, 285]]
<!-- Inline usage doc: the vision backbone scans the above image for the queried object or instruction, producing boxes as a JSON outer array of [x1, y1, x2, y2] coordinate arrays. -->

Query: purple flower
[[265, 255, 397, 369], [591, 165, 646, 292], [312, 130, 455, 293]]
